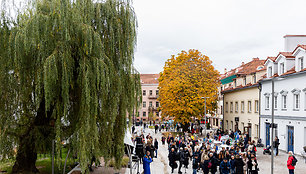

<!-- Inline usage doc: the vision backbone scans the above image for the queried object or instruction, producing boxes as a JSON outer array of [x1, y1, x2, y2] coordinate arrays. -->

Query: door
[[288, 126, 294, 152], [266, 123, 270, 146]]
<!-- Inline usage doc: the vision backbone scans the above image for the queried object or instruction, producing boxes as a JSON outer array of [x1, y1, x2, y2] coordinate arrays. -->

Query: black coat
[[168, 151, 177, 163], [247, 159, 258, 172], [154, 141, 158, 149], [201, 160, 210, 173], [234, 158, 245, 174]]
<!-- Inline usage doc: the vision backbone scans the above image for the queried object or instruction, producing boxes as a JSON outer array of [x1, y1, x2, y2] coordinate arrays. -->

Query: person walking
[[287, 151, 296, 174], [220, 158, 230, 174], [200, 155, 210, 174], [154, 138, 158, 158], [234, 154, 245, 174], [143, 151, 153, 174], [168, 148, 177, 173], [229, 155, 235, 174], [247, 154, 258, 174], [192, 155, 199, 174], [178, 147, 185, 174], [161, 135, 166, 145], [273, 136, 280, 156]]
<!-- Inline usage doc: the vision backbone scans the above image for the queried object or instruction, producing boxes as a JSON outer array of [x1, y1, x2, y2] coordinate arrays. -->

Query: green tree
[[158, 50, 219, 131], [0, 0, 141, 173]]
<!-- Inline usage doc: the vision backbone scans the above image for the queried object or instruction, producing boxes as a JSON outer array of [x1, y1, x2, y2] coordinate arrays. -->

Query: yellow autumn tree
[[158, 49, 220, 130]]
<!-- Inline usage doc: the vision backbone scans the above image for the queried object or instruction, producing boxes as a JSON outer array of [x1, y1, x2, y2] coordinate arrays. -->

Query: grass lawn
[[0, 148, 76, 174]]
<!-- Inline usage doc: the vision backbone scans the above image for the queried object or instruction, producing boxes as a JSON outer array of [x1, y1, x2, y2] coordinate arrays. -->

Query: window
[[234, 79, 237, 87], [243, 77, 246, 85], [274, 96, 278, 109], [142, 101, 146, 108], [248, 101, 252, 112], [268, 66, 272, 77], [143, 112, 146, 117], [221, 105, 223, 114], [226, 102, 229, 113], [282, 95, 287, 109], [280, 63, 284, 74], [241, 101, 245, 113], [216, 119, 219, 127], [149, 101, 152, 107], [230, 102, 233, 113], [143, 90, 146, 96], [156, 90, 159, 96], [156, 101, 159, 108], [235, 102, 238, 113], [265, 96, 270, 109], [149, 90, 153, 95], [294, 94, 300, 110], [253, 74, 256, 83], [255, 100, 259, 113], [299, 57, 304, 71]]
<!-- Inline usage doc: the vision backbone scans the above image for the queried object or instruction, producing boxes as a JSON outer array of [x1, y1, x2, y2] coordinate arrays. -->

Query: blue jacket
[[143, 155, 153, 174], [220, 161, 230, 174]]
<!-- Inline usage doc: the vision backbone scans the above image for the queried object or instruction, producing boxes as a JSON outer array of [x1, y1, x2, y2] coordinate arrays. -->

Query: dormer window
[[298, 57, 304, 71], [280, 63, 284, 74], [268, 66, 272, 77]]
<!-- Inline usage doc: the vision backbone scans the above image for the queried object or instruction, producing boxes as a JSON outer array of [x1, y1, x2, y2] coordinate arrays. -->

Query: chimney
[[224, 68, 227, 73], [241, 62, 245, 66], [284, 35, 306, 52], [253, 58, 259, 61]]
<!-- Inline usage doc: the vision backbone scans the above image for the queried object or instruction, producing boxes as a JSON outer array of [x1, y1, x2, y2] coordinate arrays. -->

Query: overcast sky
[[132, 0, 306, 74]]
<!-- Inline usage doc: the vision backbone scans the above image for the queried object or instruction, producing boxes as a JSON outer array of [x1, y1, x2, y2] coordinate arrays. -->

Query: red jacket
[[287, 156, 295, 170]]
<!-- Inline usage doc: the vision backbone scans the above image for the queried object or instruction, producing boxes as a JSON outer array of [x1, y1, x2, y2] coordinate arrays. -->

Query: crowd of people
[[131, 124, 298, 174], [165, 129, 259, 174]]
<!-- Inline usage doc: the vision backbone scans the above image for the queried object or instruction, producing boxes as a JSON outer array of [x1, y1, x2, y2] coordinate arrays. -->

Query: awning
[[221, 75, 236, 85]]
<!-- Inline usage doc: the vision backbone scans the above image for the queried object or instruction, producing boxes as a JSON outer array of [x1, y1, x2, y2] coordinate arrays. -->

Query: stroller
[[256, 138, 264, 147], [263, 145, 272, 155]]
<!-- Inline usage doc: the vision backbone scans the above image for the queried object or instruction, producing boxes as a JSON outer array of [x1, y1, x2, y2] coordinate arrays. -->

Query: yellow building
[[221, 58, 265, 142]]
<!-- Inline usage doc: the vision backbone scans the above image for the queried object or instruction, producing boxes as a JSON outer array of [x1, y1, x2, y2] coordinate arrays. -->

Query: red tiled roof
[[140, 74, 160, 84], [264, 57, 276, 64], [220, 58, 265, 80], [292, 45, 306, 54], [281, 67, 296, 76], [222, 83, 259, 93], [283, 35, 306, 38], [278, 52, 295, 58]]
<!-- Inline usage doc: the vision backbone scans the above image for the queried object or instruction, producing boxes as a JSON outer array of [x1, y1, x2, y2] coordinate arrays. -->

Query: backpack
[[208, 161, 212, 169], [291, 156, 298, 166]]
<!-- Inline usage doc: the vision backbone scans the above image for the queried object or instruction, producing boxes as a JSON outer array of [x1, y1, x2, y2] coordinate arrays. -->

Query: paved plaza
[[125, 127, 306, 174]]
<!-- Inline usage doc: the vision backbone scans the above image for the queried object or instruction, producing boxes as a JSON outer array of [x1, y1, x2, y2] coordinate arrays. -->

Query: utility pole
[[271, 78, 275, 174]]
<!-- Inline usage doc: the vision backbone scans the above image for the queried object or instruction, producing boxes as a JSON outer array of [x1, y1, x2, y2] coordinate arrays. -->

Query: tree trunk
[[12, 132, 39, 173]]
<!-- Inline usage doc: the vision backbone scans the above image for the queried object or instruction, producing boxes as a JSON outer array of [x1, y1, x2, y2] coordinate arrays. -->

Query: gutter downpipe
[[258, 82, 262, 143]]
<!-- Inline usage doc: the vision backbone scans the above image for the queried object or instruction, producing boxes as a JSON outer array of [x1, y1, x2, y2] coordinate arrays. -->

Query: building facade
[[260, 41, 306, 154], [221, 58, 265, 142], [135, 74, 161, 123]]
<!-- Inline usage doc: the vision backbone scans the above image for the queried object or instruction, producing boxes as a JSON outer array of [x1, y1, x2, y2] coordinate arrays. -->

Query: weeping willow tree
[[0, 0, 141, 173]]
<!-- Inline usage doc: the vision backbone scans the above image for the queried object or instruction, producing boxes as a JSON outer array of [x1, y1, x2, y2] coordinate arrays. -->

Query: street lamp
[[270, 76, 284, 174], [201, 97, 210, 141]]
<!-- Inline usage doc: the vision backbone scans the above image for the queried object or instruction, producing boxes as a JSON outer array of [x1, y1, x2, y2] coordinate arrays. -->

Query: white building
[[260, 36, 306, 155]]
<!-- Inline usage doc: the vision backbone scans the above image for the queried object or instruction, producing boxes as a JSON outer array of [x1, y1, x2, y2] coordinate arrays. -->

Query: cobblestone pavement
[[126, 127, 306, 174]]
